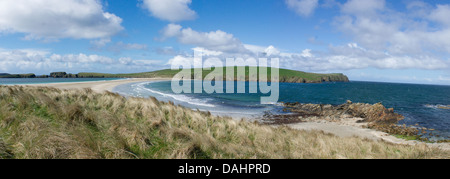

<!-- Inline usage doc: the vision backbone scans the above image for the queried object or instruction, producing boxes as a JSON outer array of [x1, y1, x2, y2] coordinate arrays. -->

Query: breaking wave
[[424, 104, 450, 110], [131, 82, 216, 108]]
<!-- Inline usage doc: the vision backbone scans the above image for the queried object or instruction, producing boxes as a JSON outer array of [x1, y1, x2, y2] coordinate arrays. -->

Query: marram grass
[[0, 86, 447, 159]]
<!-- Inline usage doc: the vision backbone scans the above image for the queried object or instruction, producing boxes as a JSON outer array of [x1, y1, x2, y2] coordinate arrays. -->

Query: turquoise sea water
[[114, 81, 450, 141], [0, 78, 122, 85]]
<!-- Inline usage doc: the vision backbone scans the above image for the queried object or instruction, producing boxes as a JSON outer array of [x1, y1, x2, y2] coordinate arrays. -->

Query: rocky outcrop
[[278, 74, 350, 83], [265, 101, 419, 136], [49, 72, 78, 78], [283, 101, 404, 124]]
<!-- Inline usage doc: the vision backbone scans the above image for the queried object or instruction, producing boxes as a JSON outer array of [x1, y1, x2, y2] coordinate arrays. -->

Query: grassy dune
[[78, 67, 349, 83], [0, 86, 447, 159]]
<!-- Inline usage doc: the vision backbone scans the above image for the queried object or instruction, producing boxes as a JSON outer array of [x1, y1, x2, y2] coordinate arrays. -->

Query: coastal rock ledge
[[264, 101, 419, 137]]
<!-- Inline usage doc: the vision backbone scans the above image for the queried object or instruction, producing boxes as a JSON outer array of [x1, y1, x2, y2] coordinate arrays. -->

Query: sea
[[113, 80, 450, 141]]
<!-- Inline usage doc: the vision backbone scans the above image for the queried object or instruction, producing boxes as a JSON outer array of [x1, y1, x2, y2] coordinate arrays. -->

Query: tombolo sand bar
[[21, 78, 450, 151], [25, 78, 171, 93]]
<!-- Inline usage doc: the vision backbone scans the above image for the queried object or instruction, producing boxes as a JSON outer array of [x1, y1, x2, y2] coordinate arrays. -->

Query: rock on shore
[[268, 101, 419, 136]]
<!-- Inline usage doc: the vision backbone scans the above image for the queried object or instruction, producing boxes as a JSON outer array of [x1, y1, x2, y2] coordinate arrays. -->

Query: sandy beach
[[287, 118, 450, 151], [20, 78, 450, 151], [23, 78, 171, 93]]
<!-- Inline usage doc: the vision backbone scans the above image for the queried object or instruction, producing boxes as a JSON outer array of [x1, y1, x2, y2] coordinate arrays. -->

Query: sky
[[0, 0, 450, 85]]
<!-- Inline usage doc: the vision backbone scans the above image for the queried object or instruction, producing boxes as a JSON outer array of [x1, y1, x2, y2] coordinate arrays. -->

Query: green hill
[[0, 73, 36, 78], [78, 67, 349, 83]]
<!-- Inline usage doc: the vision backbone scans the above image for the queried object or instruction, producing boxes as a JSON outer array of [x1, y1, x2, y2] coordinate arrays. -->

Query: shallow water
[[114, 80, 450, 141]]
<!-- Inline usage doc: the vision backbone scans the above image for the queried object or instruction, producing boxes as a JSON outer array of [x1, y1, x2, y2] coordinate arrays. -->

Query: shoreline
[[21, 78, 172, 93], [284, 119, 450, 151], [16, 78, 450, 151]]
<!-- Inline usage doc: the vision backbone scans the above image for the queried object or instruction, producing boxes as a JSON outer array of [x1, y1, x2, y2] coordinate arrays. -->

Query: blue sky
[[0, 0, 450, 85]]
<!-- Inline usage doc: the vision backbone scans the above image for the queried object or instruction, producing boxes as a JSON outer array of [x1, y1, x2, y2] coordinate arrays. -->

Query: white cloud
[[279, 43, 449, 71], [91, 40, 148, 53], [119, 57, 161, 66], [428, 4, 450, 26], [334, 0, 450, 55], [300, 49, 313, 58], [90, 38, 112, 49], [192, 47, 223, 56], [341, 0, 385, 16], [108, 42, 148, 53], [161, 24, 248, 53], [160, 24, 183, 39], [264, 46, 281, 56], [141, 0, 196, 22], [0, 0, 123, 41], [166, 55, 194, 66], [0, 48, 162, 74], [159, 2, 450, 75], [167, 41, 448, 72], [286, 0, 319, 17], [438, 76, 450, 82]]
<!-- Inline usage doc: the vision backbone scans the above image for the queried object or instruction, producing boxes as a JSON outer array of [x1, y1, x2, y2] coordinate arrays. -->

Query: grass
[[78, 67, 349, 83], [394, 135, 421, 141], [0, 86, 448, 159]]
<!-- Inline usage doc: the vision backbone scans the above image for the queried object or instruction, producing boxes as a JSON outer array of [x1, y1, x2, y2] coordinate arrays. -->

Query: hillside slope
[[79, 67, 349, 83]]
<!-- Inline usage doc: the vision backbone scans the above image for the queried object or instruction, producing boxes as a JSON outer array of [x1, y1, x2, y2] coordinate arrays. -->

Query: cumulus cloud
[[285, 0, 319, 17], [0, 0, 123, 41], [161, 24, 249, 53], [428, 4, 450, 26], [0, 48, 162, 74], [141, 0, 197, 22], [160, 1, 450, 74], [159, 24, 449, 72], [165, 41, 448, 73], [277, 43, 449, 71], [334, 0, 450, 55]]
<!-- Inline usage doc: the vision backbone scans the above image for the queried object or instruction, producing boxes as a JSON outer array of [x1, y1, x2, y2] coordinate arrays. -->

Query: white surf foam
[[424, 104, 450, 109], [132, 82, 216, 108]]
